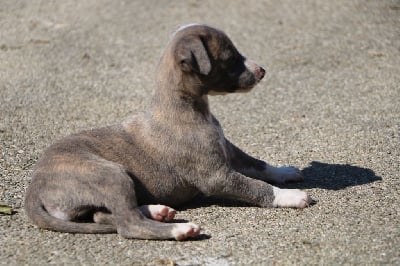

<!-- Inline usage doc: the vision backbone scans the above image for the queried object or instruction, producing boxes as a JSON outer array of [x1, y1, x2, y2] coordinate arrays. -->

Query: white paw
[[272, 187, 311, 208], [171, 223, 201, 241], [139, 204, 176, 222], [267, 166, 304, 183]]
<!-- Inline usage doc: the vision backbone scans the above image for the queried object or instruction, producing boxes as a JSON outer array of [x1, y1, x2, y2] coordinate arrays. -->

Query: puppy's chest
[[187, 116, 228, 160], [208, 120, 228, 159], [139, 115, 229, 163]]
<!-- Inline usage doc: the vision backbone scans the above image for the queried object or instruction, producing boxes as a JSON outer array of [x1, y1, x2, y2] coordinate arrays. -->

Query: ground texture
[[1, 0, 399, 265]]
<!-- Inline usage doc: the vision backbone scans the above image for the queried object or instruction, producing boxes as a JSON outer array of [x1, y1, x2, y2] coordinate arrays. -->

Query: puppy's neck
[[150, 86, 210, 121], [149, 49, 211, 122]]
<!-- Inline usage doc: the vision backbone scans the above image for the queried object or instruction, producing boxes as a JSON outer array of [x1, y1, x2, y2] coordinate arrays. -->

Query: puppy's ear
[[176, 37, 211, 75]]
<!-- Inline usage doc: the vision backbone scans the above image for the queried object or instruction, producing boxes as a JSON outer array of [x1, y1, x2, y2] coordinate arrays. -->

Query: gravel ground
[[1, 0, 399, 265]]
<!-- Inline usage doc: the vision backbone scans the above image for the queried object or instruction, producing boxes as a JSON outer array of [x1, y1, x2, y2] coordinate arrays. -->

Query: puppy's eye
[[229, 53, 245, 67], [221, 58, 236, 72], [226, 57, 246, 77], [226, 56, 237, 66]]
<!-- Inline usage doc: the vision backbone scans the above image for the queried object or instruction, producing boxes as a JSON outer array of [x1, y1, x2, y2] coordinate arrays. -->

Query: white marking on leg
[[171, 223, 201, 241], [272, 187, 311, 208]]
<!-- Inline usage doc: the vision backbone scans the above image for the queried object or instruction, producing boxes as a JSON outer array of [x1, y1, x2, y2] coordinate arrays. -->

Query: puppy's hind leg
[[94, 205, 176, 224], [95, 208, 199, 240], [114, 207, 200, 241], [102, 165, 200, 240]]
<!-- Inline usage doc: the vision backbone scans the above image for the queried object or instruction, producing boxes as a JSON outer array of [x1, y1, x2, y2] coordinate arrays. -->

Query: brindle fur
[[25, 24, 310, 240]]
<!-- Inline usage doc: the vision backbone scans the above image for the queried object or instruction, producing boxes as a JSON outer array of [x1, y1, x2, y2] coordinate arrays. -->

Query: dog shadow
[[286, 161, 382, 190], [181, 161, 381, 209]]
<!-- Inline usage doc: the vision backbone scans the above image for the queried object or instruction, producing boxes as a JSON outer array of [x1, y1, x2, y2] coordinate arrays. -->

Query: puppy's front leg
[[226, 139, 303, 184], [198, 169, 311, 208]]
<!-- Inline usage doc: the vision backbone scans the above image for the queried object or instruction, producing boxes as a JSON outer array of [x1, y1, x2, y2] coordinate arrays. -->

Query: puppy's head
[[171, 24, 265, 95]]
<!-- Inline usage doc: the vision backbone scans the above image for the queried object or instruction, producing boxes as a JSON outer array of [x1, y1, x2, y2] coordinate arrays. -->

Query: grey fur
[[25, 24, 310, 240]]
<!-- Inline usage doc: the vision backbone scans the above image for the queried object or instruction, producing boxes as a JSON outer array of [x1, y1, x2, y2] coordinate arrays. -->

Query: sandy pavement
[[1, 0, 399, 265]]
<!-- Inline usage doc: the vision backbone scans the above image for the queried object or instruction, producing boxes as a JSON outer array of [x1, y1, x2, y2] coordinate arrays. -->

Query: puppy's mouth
[[208, 90, 229, 96], [207, 82, 260, 96]]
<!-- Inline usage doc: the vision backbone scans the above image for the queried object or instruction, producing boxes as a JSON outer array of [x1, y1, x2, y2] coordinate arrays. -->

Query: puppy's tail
[[24, 183, 116, 234]]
